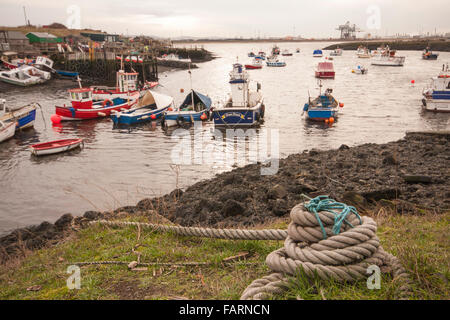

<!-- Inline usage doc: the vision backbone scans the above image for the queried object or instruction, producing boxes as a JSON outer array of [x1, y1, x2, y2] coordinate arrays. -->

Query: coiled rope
[[240, 196, 412, 299]]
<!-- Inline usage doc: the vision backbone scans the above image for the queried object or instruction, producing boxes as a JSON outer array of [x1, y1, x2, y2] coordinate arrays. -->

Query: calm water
[[1, 41, 449, 234]]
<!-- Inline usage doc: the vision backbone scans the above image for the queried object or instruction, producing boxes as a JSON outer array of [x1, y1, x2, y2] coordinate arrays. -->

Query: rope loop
[[303, 195, 362, 239]]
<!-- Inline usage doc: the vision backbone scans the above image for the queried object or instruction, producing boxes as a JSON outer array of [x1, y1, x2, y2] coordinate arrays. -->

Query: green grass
[[0, 211, 448, 300]]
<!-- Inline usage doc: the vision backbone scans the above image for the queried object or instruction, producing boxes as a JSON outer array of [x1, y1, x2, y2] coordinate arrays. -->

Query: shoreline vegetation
[[323, 39, 450, 52], [0, 132, 448, 299]]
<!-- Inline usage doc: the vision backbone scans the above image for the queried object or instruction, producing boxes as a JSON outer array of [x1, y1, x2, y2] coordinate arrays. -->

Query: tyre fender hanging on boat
[[422, 98, 427, 107]]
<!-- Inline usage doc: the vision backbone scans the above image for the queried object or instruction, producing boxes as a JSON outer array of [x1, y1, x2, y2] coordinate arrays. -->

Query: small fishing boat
[[162, 90, 212, 128], [0, 121, 16, 144], [0, 100, 38, 130], [313, 49, 323, 57], [281, 49, 293, 56], [257, 51, 266, 60], [266, 55, 286, 67], [296, 48, 300, 53], [356, 46, 371, 58], [157, 53, 191, 63], [0, 65, 50, 86], [111, 90, 174, 126], [330, 48, 343, 56], [271, 45, 280, 55], [245, 58, 263, 69], [422, 47, 439, 60], [55, 70, 79, 78], [0, 52, 33, 69], [302, 82, 343, 122], [422, 64, 450, 113], [352, 65, 368, 74], [248, 51, 255, 57], [30, 138, 84, 156], [212, 63, 264, 128], [315, 62, 335, 79], [371, 48, 405, 66], [34, 56, 54, 72], [54, 87, 137, 120]]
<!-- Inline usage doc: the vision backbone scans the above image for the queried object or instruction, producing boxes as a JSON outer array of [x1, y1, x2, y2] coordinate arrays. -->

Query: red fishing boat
[[30, 138, 84, 156], [315, 62, 335, 79], [54, 88, 137, 120], [245, 58, 263, 69]]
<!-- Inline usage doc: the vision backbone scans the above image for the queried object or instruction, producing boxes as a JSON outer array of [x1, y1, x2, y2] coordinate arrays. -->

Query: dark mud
[[1, 131, 449, 263]]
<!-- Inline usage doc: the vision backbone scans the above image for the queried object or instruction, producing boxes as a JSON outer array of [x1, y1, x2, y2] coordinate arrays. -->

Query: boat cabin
[[116, 70, 138, 92], [69, 88, 94, 109], [35, 56, 54, 70]]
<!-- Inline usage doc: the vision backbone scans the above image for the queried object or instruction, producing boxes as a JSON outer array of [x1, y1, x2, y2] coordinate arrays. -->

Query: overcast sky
[[1, 0, 449, 38]]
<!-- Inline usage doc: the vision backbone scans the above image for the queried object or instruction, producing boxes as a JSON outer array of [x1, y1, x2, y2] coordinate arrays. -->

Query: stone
[[221, 199, 245, 217]]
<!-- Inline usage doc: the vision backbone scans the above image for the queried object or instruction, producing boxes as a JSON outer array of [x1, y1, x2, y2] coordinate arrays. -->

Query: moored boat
[[162, 90, 212, 129], [281, 49, 293, 56], [30, 138, 84, 156], [352, 65, 368, 74], [212, 63, 264, 128], [422, 47, 439, 60], [0, 65, 50, 86], [55, 70, 79, 78], [356, 46, 371, 58], [371, 48, 405, 66], [0, 100, 37, 130], [91, 70, 145, 101], [302, 82, 343, 122], [313, 49, 323, 57], [330, 48, 343, 56], [266, 55, 286, 67], [422, 65, 450, 113], [54, 87, 137, 120], [271, 45, 280, 55], [111, 90, 174, 126], [315, 62, 335, 79], [245, 58, 263, 69], [0, 121, 16, 144]]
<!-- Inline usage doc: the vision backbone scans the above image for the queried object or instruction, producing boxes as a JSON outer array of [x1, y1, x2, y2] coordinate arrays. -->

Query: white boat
[[422, 65, 450, 113], [0, 120, 16, 144], [330, 48, 343, 56], [352, 65, 368, 74], [266, 55, 286, 67], [157, 53, 191, 63], [0, 102, 37, 130], [0, 65, 50, 86], [371, 51, 405, 66], [356, 46, 371, 58]]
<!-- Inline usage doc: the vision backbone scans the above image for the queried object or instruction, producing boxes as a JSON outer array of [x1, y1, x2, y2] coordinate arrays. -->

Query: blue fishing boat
[[302, 82, 343, 122], [161, 90, 212, 128], [55, 70, 79, 78], [266, 55, 286, 67], [110, 90, 173, 126], [212, 63, 264, 127], [422, 64, 450, 113], [0, 99, 37, 130], [313, 49, 323, 57]]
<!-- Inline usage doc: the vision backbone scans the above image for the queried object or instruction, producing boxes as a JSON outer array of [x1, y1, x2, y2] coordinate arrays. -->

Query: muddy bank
[[1, 131, 449, 263], [324, 40, 450, 52]]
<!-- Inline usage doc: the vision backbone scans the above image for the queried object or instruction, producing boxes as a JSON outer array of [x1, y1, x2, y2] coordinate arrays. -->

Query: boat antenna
[[189, 62, 194, 109], [76, 75, 82, 88]]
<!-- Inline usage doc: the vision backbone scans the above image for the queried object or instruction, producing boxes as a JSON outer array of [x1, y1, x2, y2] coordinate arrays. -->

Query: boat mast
[[189, 62, 194, 109]]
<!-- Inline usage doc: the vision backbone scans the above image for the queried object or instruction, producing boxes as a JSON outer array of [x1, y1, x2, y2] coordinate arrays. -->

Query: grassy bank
[[0, 209, 448, 300], [323, 40, 450, 51]]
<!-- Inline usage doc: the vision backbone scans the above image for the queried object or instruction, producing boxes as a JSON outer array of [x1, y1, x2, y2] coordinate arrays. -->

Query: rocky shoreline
[[1, 131, 449, 263]]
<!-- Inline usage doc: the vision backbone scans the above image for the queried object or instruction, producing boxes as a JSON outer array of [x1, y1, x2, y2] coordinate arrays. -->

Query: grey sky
[[1, 0, 449, 38]]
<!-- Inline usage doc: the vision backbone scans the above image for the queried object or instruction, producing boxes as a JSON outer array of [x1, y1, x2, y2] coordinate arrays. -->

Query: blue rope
[[302, 195, 362, 239]]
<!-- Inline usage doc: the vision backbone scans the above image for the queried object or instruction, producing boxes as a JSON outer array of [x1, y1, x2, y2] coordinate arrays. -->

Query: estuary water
[[0, 41, 449, 234]]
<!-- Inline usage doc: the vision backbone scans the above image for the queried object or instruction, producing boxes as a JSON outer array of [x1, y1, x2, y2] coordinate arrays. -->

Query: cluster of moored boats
[[1, 45, 449, 155]]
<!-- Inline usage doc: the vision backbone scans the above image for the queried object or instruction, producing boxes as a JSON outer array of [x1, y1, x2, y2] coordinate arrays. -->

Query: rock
[[169, 188, 184, 199], [271, 184, 287, 199], [26, 285, 42, 292], [221, 199, 246, 217], [382, 153, 399, 165], [54, 213, 73, 230], [83, 211, 101, 220], [403, 175, 433, 184], [272, 199, 288, 216], [128, 261, 138, 269], [339, 144, 350, 150]]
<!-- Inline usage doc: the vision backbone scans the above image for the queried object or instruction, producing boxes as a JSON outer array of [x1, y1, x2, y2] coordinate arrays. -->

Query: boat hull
[[0, 105, 37, 130], [266, 62, 286, 67], [0, 122, 16, 143], [307, 108, 338, 121], [315, 71, 335, 79], [30, 139, 84, 156], [422, 98, 450, 113], [212, 103, 264, 127], [111, 105, 169, 125], [56, 101, 135, 120], [371, 56, 405, 66], [245, 65, 262, 69], [163, 111, 209, 127]]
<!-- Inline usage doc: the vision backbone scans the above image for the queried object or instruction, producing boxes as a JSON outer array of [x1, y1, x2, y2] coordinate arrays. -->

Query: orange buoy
[[150, 114, 156, 120], [411, 80, 415, 84], [50, 114, 61, 124], [200, 113, 207, 120], [339, 102, 344, 108], [329, 117, 335, 124], [102, 99, 113, 107], [168, 107, 173, 111], [180, 88, 184, 93], [325, 119, 329, 124]]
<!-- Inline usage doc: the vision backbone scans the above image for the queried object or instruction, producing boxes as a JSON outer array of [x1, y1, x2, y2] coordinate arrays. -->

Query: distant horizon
[[1, 0, 449, 39]]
